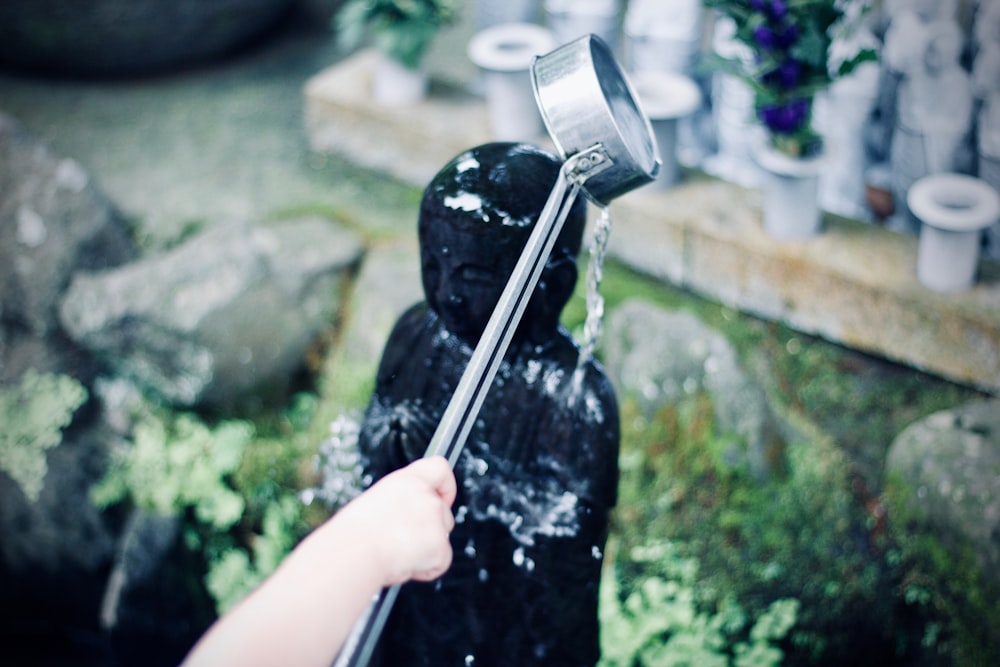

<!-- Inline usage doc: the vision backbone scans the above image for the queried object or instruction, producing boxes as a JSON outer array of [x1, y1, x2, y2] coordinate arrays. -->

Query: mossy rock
[[0, 0, 296, 77], [884, 399, 1000, 665]]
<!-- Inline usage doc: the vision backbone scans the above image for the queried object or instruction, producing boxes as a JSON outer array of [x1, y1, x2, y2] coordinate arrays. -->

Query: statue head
[[418, 142, 587, 347], [922, 19, 963, 75]]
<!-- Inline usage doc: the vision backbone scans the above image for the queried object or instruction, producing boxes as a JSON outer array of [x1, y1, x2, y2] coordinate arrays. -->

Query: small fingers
[[410, 541, 454, 582], [406, 456, 457, 508]]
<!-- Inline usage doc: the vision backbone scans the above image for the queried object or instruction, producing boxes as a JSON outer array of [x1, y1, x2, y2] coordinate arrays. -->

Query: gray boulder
[[59, 216, 364, 407], [602, 298, 780, 479], [0, 111, 137, 382], [885, 399, 1000, 588]]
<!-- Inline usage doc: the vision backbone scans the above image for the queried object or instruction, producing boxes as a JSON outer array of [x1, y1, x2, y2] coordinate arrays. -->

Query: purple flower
[[778, 23, 799, 48], [748, 0, 767, 12], [758, 98, 811, 134], [771, 60, 802, 90], [768, 0, 788, 21], [753, 25, 778, 50]]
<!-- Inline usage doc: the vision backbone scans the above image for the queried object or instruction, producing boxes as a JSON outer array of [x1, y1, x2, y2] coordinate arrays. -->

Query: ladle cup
[[332, 33, 659, 667]]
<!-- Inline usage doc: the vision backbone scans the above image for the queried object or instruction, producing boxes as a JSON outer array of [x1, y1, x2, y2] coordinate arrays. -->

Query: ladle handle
[[423, 163, 580, 466], [331, 147, 609, 667]]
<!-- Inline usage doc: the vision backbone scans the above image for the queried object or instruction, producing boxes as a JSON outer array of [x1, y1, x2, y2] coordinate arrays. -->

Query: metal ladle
[[333, 34, 659, 667]]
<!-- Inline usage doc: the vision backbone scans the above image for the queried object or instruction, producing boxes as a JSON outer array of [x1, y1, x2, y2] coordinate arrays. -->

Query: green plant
[[205, 494, 302, 613], [335, 0, 461, 68], [600, 538, 799, 667], [612, 390, 892, 664], [92, 412, 252, 528], [91, 405, 313, 614], [703, 0, 876, 157], [0, 369, 88, 502], [883, 470, 1000, 666]]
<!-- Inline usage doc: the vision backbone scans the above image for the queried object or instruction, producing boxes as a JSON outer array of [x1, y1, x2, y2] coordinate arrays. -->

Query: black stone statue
[[358, 142, 620, 667]]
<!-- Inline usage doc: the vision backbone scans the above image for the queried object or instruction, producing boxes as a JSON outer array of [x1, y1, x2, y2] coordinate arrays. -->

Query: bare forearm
[[181, 456, 455, 667], [182, 520, 384, 667]]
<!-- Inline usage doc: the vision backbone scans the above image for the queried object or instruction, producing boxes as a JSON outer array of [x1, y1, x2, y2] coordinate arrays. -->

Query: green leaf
[[0, 370, 87, 502], [206, 549, 262, 614], [791, 21, 830, 70]]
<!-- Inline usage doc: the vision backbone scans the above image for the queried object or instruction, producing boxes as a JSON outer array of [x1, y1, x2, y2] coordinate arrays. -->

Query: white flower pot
[[544, 0, 620, 53], [372, 53, 428, 106], [467, 23, 556, 141], [754, 142, 826, 241], [629, 72, 701, 189], [475, 0, 541, 30], [623, 0, 703, 76], [908, 173, 1000, 292]]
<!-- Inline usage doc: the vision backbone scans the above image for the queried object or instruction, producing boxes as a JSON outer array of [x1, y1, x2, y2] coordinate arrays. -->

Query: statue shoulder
[[375, 303, 436, 382]]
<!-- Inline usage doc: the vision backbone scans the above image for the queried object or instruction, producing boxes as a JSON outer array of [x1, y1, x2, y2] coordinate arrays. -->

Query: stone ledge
[[304, 51, 1000, 394], [610, 182, 1000, 394]]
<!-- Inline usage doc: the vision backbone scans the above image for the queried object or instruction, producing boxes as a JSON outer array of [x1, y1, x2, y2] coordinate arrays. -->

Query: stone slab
[[611, 182, 1000, 394], [304, 53, 1000, 395]]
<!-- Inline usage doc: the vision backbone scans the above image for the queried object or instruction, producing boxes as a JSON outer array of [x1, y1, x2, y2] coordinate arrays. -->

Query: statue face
[[420, 215, 521, 346], [416, 142, 586, 348]]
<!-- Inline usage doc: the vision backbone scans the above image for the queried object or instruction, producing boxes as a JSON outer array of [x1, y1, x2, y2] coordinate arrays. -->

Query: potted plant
[[335, 0, 461, 105], [703, 0, 877, 239]]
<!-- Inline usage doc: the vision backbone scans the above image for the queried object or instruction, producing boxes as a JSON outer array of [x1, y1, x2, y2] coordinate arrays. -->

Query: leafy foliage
[[0, 369, 88, 502], [91, 399, 318, 614], [600, 538, 799, 667], [703, 0, 877, 156], [92, 413, 251, 529], [612, 390, 893, 665], [883, 470, 1000, 666], [335, 0, 461, 68], [205, 494, 302, 613]]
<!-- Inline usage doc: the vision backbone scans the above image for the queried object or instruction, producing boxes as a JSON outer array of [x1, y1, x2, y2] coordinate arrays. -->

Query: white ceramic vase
[[468, 23, 556, 141], [544, 0, 620, 53], [754, 141, 826, 241], [629, 71, 701, 189], [623, 0, 703, 76], [475, 0, 541, 30], [908, 173, 1000, 292], [372, 52, 428, 106]]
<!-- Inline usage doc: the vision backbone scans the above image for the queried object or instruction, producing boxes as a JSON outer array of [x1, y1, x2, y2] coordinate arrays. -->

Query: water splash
[[512, 547, 536, 572], [459, 452, 581, 555], [299, 413, 363, 509]]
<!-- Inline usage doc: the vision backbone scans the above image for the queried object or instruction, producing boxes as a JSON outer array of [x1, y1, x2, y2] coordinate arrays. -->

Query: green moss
[[0, 369, 88, 502], [612, 390, 892, 664], [884, 471, 1000, 666]]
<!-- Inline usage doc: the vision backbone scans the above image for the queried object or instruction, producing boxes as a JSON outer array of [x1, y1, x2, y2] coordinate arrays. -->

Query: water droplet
[[472, 457, 488, 475], [464, 540, 477, 558], [478, 568, 489, 582], [465, 654, 475, 666], [592, 545, 603, 560], [512, 547, 535, 571]]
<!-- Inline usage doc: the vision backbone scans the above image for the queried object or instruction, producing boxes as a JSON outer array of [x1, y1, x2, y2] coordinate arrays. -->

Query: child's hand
[[338, 456, 457, 586]]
